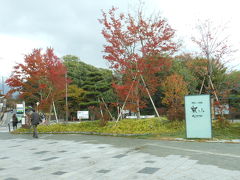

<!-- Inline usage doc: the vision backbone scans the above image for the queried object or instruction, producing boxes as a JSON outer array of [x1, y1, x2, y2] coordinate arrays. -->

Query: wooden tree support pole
[[208, 75, 219, 102], [208, 75, 224, 116], [140, 75, 160, 119], [199, 76, 206, 94], [101, 97, 115, 121], [115, 86, 132, 123], [199, 75, 219, 102], [116, 76, 137, 123], [52, 101, 58, 123]]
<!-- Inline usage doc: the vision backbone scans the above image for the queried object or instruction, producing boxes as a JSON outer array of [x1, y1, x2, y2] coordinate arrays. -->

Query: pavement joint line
[[146, 143, 240, 158], [84, 140, 97, 142], [40, 134, 53, 138]]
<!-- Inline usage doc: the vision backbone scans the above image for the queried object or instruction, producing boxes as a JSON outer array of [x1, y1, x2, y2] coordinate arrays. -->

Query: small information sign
[[77, 111, 89, 119], [185, 94, 212, 138]]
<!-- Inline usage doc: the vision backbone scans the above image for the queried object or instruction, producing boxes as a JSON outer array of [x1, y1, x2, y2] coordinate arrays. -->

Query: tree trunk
[[136, 97, 141, 119], [101, 97, 115, 121], [99, 100, 104, 120], [135, 80, 141, 119], [52, 101, 59, 123], [48, 104, 53, 124]]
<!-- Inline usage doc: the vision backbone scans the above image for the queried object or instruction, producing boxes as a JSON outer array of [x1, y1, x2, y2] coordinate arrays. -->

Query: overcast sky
[[0, 0, 240, 77]]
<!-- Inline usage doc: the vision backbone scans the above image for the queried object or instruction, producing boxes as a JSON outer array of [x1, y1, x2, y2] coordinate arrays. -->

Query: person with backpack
[[12, 114, 18, 130], [30, 109, 41, 138]]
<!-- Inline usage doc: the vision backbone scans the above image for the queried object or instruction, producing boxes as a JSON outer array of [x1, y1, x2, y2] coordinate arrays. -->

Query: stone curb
[[13, 131, 154, 137], [12, 131, 240, 144], [167, 137, 240, 144]]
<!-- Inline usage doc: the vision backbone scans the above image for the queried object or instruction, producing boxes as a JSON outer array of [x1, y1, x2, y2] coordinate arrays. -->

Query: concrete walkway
[[0, 130, 240, 180]]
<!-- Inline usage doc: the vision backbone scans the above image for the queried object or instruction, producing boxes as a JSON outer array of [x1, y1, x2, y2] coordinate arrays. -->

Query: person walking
[[12, 114, 18, 130], [31, 110, 41, 138]]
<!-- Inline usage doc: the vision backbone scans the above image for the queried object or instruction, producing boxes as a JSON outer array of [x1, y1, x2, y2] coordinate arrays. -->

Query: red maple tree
[[99, 7, 178, 117], [6, 48, 68, 112]]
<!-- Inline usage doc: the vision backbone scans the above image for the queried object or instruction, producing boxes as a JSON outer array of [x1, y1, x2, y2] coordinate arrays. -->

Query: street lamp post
[[65, 72, 68, 122]]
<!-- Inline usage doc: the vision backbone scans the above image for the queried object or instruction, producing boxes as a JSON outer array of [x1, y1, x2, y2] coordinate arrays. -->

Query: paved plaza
[[0, 123, 240, 180], [0, 127, 240, 180]]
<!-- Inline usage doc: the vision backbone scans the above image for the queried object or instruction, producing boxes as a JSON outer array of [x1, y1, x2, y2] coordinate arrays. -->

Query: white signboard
[[185, 94, 212, 138], [77, 111, 89, 119], [215, 104, 229, 115], [122, 110, 130, 114], [16, 103, 24, 123], [21, 117, 26, 125]]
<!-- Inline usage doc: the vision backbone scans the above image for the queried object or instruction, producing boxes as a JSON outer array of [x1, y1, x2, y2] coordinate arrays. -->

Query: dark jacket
[[31, 112, 41, 125], [12, 115, 18, 125]]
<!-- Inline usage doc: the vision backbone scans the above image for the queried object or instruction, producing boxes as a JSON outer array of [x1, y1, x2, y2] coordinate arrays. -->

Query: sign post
[[16, 103, 24, 124], [185, 94, 212, 138], [22, 101, 26, 125]]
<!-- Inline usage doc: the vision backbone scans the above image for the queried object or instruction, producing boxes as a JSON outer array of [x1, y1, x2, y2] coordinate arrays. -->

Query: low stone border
[[13, 131, 240, 143], [168, 137, 240, 144], [13, 131, 155, 137]]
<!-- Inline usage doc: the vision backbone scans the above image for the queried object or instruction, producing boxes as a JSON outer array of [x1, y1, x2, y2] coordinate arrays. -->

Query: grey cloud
[[0, 0, 138, 68]]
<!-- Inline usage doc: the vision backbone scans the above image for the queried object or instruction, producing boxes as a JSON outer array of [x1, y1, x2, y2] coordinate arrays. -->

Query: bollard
[[8, 123, 11, 132]]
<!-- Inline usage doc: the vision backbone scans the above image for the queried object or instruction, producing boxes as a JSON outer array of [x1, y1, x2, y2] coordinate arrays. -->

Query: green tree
[[67, 85, 85, 117], [63, 55, 114, 117], [171, 55, 198, 94], [172, 54, 229, 96], [227, 71, 240, 94], [81, 71, 112, 108], [63, 55, 96, 87]]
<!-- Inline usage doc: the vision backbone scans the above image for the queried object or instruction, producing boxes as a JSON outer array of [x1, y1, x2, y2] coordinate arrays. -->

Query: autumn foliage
[[6, 48, 68, 111], [99, 7, 177, 114], [162, 73, 188, 121]]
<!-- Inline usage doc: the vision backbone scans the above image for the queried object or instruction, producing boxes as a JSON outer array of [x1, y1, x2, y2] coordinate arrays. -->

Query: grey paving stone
[[28, 167, 43, 170], [30, 148, 36, 150], [0, 168, 5, 170], [0, 134, 240, 179], [4, 178, 18, 180], [98, 146, 106, 149], [81, 156, 90, 159], [41, 157, 59, 161], [17, 140, 26, 142], [52, 171, 67, 175], [112, 154, 127, 158], [34, 151, 49, 154], [97, 169, 111, 174], [48, 142, 58, 144], [8, 145, 21, 148], [138, 167, 160, 174], [145, 160, 155, 163], [58, 150, 67, 153], [0, 157, 9, 159]]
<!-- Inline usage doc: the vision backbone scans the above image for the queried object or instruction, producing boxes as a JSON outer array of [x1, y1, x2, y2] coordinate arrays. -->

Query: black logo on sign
[[191, 106, 198, 113]]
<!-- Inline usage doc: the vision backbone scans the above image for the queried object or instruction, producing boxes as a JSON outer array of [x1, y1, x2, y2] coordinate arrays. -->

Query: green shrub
[[14, 118, 240, 139], [16, 118, 184, 135]]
